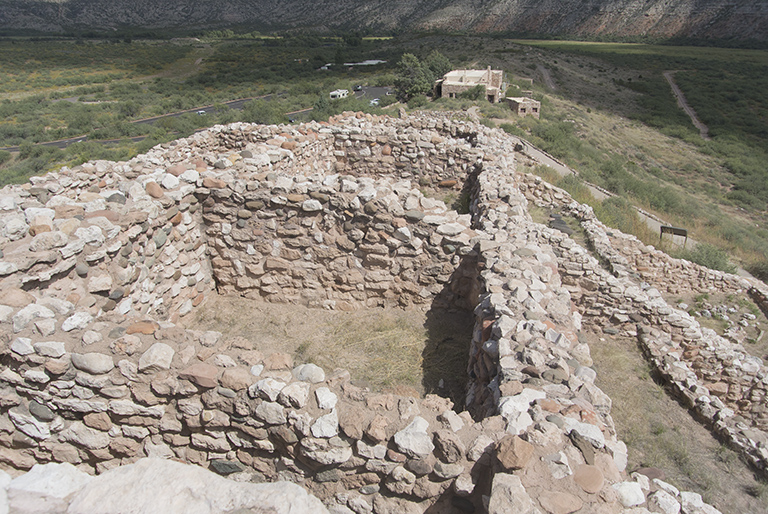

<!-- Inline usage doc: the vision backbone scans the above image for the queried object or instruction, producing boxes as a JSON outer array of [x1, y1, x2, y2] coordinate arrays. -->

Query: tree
[[423, 50, 452, 80], [393, 51, 453, 102], [342, 33, 362, 47], [313, 95, 330, 114], [394, 54, 433, 102]]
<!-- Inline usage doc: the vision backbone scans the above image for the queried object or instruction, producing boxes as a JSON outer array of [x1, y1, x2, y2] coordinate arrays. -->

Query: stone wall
[[0, 113, 737, 513], [518, 172, 768, 472], [195, 115, 482, 310]]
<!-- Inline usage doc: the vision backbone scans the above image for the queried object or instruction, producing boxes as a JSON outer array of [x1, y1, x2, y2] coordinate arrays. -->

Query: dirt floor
[[588, 331, 768, 514], [187, 295, 475, 408]]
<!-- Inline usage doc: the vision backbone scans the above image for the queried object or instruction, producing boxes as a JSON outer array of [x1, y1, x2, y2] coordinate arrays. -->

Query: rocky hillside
[[0, 0, 765, 41]]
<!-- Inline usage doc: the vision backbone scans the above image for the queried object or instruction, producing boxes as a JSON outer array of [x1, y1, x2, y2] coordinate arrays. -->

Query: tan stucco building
[[435, 67, 506, 103], [506, 97, 541, 118]]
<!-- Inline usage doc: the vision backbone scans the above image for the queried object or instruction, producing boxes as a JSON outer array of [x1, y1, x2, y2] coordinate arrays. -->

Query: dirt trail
[[537, 64, 557, 90], [664, 71, 710, 140]]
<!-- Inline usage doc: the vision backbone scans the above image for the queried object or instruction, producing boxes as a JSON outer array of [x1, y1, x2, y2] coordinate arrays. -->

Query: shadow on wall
[[422, 254, 480, 411]]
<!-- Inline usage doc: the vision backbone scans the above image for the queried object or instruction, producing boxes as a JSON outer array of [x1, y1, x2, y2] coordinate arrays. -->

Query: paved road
[[1, 136, 89, 153], [0, 95, 279, 152], [132, 95, 276, 126], [516, 137, 755, 277], [663, 71, 710, 140], [355, 86, 393, 104]]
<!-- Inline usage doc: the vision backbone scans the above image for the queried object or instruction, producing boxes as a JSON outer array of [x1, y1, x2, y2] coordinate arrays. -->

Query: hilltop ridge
[[0, 0, 766, 42]]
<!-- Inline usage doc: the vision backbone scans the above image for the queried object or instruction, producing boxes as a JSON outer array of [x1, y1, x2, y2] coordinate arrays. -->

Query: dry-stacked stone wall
[[197, 115, 482, 310], [519, 173, 768, 472], [0, 113, 741, 513]]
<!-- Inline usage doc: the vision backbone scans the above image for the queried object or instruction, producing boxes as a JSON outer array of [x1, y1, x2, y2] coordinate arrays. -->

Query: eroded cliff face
[[419, 0, 768, 41], [0, 0, 765, 41]]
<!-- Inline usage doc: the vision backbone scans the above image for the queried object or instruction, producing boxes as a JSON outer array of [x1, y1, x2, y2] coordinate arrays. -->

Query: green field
[[0, 35, 398, 183]]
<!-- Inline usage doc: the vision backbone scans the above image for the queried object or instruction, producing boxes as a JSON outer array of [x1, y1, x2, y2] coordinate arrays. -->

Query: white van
[[330, 89, 349, 99]]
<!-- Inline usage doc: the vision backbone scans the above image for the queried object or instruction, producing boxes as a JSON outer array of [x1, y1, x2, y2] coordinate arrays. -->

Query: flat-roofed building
[[435, 67, 506, 103], [506, 97, 541, 118]]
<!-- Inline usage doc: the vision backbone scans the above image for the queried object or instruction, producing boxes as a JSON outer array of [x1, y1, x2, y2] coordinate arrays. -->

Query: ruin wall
[[0, 113, 753, 513]]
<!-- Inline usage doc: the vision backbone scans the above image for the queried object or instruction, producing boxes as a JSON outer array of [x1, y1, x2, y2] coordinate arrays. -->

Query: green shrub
[[408, 95, 427, 109], [458, 85, 486, 101], [674, 243, 736, 273], [747, 261, 768, 283], [556, 174, 593, 206], [479, 118, 495, 128], [0, 150, 11, 166]]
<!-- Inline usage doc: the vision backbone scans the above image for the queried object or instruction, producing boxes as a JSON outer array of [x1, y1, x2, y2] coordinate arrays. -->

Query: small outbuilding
[[506, 97, 541, 118]]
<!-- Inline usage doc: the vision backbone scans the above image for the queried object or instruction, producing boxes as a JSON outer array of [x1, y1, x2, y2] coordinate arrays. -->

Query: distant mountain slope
[[0, 0, 765, 41]]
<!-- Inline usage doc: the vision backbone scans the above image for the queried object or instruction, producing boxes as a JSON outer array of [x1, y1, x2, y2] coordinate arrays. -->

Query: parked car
[[369, 98, 379, 106], [197, 110, 207, 115], [353, 85, 363, 91]]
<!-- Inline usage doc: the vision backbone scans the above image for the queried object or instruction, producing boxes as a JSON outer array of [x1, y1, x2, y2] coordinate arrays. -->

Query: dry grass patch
[[188, 296, 472, 403], [588, 331, 768, 514]]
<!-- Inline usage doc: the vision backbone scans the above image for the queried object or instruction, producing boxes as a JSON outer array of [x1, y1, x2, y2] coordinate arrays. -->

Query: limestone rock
[[278, 381, 311, 408], [59, 421, 110, 449], [254, 402, 286, 425], [488, 473, 536, 514], [13, 305, 55, 333], [293, 363, 325, 383], [301, 437, 352, 466], [71, 353, 114, 375], [315, 387, 338, 410], [311, 410, 339, 438], [250, 378, 286, 402], [8, 462, 93, 513], [138, 343, 175, 373], [33, 341, 66, 358], [393, 416, 434, 458], [66, 458, 328, 514], [61, 312, 93, 332], [9, 410, 51, 440], [648, 490, 680, 514], [613, 481, 646, 508]]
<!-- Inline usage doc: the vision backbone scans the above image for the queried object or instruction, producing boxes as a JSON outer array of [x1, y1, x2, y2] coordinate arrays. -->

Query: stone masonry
[[0, 111, 756, 513]]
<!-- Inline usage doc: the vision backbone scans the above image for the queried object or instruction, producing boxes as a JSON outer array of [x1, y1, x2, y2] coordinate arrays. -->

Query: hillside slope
[[0, 0, 766, 41]]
